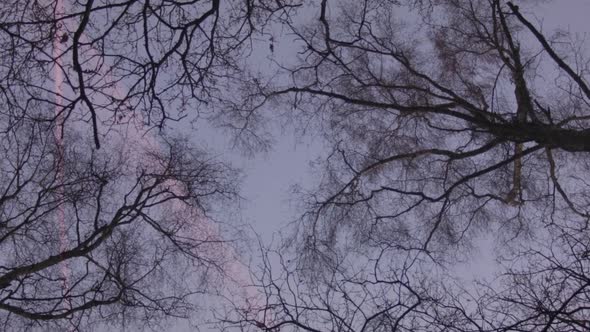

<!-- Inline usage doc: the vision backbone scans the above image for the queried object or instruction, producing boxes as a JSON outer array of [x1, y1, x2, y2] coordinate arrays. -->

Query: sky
[[186, 0, 590, 329], [44, 0, 590, 330], [212, 0, 590, 266], [211, 0, 589, 232], [151, 2, 588, 330], [4, 0, 588, 331]]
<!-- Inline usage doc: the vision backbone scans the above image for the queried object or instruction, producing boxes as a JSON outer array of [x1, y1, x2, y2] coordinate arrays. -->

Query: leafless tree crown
[[0, 0, 299, 330], [2, 0, 590, 330], [220, 1, 590, 331]]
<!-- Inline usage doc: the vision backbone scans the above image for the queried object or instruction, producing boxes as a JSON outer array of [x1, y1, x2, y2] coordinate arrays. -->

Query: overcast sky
[[105, 1, 590, 330], [221, 0, 590, 253]]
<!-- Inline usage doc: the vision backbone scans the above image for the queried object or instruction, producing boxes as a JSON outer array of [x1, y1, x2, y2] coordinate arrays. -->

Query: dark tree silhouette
[[220, 0, 590, 331], [0, 0, 299, 149], [0, 0, 300, 330], [0, 122, 241, 330]]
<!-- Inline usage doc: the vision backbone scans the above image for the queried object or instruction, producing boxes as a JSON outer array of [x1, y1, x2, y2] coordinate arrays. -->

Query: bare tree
[[0, 0, 303, 329], [0, 118, 241, 330], [218, 240, 479, 332], [0, 0, 300, 149], [220, 0, 590, 330]]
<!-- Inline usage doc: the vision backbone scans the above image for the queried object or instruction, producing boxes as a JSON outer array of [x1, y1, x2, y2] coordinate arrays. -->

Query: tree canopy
[[1, 0, 589, 331], [222, 1, 590, 331]]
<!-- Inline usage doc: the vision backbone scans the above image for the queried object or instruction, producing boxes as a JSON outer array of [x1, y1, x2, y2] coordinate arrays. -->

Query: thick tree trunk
[[491, 122, 590, 152]]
